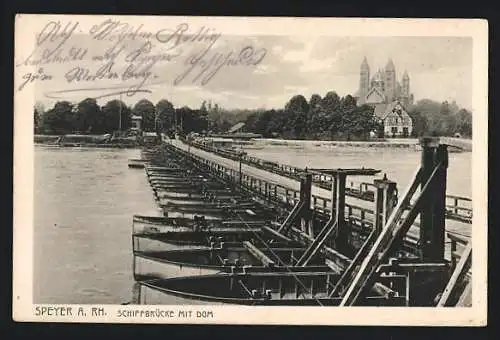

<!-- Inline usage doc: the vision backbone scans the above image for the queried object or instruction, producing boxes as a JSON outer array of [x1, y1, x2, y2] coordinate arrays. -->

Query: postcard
[[13, 14, 488, 325]]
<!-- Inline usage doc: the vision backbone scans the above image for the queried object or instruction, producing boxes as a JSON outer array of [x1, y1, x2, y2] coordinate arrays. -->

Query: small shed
[[131, 115, 143, 131]]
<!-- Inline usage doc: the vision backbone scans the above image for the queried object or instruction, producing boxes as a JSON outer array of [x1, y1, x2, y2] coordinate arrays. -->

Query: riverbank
[[35, 143, 140, 149], [35, 134, 141, 148], [251, 137, 472, 152]]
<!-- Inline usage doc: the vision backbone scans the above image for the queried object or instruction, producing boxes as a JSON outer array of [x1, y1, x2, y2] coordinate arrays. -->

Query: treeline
[[243, 92, 379, 140], [240, 93, 472, 139], [34, 99, 227, 135], [407, 99, 472, 137], [35, 93, 472, 139]]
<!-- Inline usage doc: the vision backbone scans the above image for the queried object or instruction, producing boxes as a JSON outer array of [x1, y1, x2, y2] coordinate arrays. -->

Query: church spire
[[358, 57, 370, 105], [361, 56, 369, 70], [386, 58, 395, 71]]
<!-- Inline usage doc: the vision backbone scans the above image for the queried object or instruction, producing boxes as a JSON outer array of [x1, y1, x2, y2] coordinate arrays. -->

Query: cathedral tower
[[402, 70, 410, 101], [384, 58, 396, 102], [359, 57, 370, 105]]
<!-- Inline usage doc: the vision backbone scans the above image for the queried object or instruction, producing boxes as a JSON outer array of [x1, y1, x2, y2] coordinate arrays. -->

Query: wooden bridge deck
[[169, 138, 470, 241]]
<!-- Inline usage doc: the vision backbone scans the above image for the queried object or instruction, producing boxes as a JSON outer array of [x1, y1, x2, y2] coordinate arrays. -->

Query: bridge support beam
[[373, 177, 398, 232], [419, 137, 448, 262], [332, 172, 347, 250], [299, 174, 314, 237]]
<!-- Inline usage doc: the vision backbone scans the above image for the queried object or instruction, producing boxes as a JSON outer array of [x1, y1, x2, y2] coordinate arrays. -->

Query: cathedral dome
[[372, 69, 384, 82]]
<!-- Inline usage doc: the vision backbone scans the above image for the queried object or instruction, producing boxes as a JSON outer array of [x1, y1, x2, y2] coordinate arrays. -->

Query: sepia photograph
[[13, 15, 488, 325]]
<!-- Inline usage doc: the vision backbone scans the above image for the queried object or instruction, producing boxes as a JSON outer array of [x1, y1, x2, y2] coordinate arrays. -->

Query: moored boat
[[128, 159, 147, 168], [137, 271, 405, 306], [137, 271, 339, 305], [133, 245, 321, 280], [133, 226, 264, 245]]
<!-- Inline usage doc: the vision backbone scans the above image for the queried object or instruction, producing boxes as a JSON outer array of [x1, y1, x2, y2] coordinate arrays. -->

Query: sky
[[29, 34, 472, 112]]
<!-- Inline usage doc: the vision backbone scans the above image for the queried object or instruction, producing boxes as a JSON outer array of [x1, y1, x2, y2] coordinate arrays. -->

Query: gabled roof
[[365, 86, 386, 104], [373, 103, 388, 119], [373, 100, 406, 120], [385, 101, 400, 113], [376, 100, 408, 120], [228, 122, 245, 133]]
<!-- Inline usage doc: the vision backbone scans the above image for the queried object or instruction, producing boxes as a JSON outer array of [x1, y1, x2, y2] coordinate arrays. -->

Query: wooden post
[[300, 174, 313, 236], [430, 144, 448, 262], [331, 176, 337, 220], [419, 137, 439, 261], [334, 172, 346, 250], [239, 153, 243, 186], [374, 176, 398, 231], [419, 137, 447, 262], [373, 179, 385, 232], [384, 180, 398, 225]]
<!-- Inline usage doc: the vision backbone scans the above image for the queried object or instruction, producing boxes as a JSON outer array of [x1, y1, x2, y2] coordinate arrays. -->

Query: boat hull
[[136, 273, 406, 306], [134, 254, 222, 281], [138, 284, 227, 305], [128, 159, 146, 168]]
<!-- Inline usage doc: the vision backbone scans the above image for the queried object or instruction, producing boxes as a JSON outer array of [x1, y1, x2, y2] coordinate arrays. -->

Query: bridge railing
[[165, 140, 472, 264], [185, 139, 472, 225]]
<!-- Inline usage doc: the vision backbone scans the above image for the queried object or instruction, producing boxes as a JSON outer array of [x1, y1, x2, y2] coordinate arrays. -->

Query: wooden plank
[[262, 226, 293, 243], [377, 263, 448, 273], [309, 168, 381, 176], [324, 258, 343, 274], [339, 166, 424, 306], [243, 241, 276, 267], [329, 228, 379, 298], [437, 242, 472, 307], [296, 219, 338, 266], [277, 201, 305, 233], [325, 259, 396, 298], [447, 232, 470, 244]]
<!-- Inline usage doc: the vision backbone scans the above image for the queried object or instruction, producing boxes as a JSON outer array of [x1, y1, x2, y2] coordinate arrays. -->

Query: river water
[[33, 143, 471, 304], [34, 146, 160, 304]]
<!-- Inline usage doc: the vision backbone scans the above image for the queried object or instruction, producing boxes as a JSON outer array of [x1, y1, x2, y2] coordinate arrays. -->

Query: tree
[[174, 106, 208, 134], [349, 104, 376, 138], [219, 119, 232, 133], [338, 95, 358, 140], [101, 100, 132, 133], [454, 108, 472, 137], [306, 94, 322, 138], [408, 99, 458, 136], [156, 99, 175, 132], [321, 91, 342, 136], [133, 99, 155, 131], [75, 98, 102, 133], [285, 95, 309, 139], [41, 101, 74, 134], [407, 108, 428, 137], [34, 108, 40, 134]]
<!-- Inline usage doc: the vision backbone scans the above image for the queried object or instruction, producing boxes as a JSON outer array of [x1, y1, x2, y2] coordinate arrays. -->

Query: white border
[[13, 15, 488, 326]]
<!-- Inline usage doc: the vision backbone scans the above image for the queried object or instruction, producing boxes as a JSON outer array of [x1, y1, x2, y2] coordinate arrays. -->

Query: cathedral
[[356, 57, 414, 137], [356, 57, 414, 107]]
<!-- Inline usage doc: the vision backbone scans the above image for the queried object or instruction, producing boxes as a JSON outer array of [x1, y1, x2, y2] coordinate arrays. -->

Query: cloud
[[31, 34, 472, 110]]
